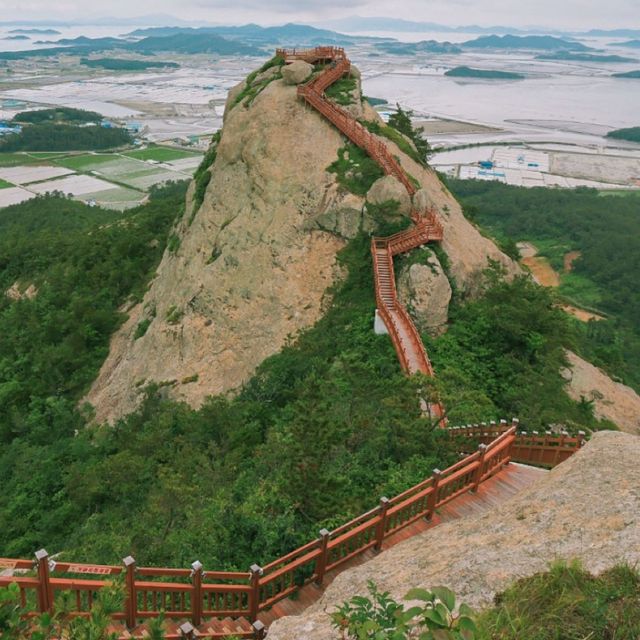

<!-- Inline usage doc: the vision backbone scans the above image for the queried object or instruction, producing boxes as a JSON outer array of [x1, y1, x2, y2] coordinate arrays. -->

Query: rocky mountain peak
[[85, 58, 516, 424]]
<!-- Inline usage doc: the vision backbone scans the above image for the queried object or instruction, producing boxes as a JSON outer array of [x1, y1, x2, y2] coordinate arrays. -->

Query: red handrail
[[284, 47, 446, 418]]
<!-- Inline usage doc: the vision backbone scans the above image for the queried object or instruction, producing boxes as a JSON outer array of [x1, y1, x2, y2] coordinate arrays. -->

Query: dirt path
[[521, 256, 561, 287]]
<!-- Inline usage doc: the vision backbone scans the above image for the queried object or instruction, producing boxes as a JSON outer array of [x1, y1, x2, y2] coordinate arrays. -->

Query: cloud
[[1, 0, 637, 30], [192, 0, 368, 10]]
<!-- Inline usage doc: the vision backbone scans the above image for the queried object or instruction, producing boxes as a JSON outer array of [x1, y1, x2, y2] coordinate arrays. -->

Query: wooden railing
[[1, 424, 519, 635], [1, 420, 588, 637], [447, 419, 587, 467], [280, 46, 447, 417]]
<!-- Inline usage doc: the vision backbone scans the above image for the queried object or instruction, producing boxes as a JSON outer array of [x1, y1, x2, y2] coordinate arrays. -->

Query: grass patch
[[327, 143, 384, 196], [558, 272, 603, 310], [0, 178, 13, 189], [134, 318, 152, 340], [25, 152, 68, 160], [0, 153, 39, 167], [231, 55, 285, 109], [124, 146, 201, 163], [598, 189, 640, 198], [477, 561, 640, 639], [325, 75, 357, 106]]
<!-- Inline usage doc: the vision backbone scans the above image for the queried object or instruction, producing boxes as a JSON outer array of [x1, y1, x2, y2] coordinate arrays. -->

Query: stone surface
[[4, 281, 37, 301], [412, 187, 435, 212], [366, 175, 412, 217], [268, 431, 640, 640], [282, 61, 313, 85], [311, 189, 369, 240], [86, 76, 348, 424], [397, 255, 452, 335], [563, 350, 640, 434], [253, 66, 281, 85]]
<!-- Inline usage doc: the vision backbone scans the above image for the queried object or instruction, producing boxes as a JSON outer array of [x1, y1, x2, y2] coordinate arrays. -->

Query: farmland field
[[54, 153, 123, 171], [0, 153, 39, 167], [124, 146, 201, 162]]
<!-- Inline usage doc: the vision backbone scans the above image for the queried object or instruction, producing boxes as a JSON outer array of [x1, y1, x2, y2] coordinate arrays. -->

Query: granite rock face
[[563, 350, 640, 434], [366, 175, 412, 217], [398, 255, 452, 335], [86, 75, 348, 423], [282, 60, 313, 85]]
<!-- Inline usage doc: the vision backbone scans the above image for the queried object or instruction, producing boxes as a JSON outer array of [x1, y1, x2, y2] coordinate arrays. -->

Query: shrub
[[331, 581, 477, 639]]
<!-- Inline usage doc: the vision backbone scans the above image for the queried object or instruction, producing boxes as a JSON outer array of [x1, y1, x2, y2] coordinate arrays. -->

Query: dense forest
[[12, 107, 103, 124], [446, 179, 640, 391], [0, 123, 131, 152]]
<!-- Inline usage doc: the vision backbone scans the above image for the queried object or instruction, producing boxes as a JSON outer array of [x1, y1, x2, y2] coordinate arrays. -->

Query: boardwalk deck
[[258, 463, 546, 625]]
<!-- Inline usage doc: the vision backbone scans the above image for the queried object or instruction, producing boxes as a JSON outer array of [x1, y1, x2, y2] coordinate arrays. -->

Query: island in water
[[612, 69, 640, 78], [537, 52, 636, 63], [607, 126, 640, 142], [445, 66, 525, 79], [9, 28, 61, 35]]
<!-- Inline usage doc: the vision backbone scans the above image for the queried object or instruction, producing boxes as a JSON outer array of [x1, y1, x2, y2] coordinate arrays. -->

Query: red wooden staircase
[[279, 47, 446, 418]]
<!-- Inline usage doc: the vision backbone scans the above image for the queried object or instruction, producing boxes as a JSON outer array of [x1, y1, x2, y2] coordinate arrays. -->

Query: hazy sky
[[3, 0, 638, 30]]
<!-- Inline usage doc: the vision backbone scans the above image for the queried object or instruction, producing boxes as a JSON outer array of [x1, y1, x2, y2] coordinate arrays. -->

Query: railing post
[[191, 560, 203, 627], [248, 564, 263, 623], [374, 497, 390, 552], [314, 529, 331, 587], [472, 444, 488, 492], [252, 620, 266, 640], [123, 555, 137, 630], [34, 549, 52, 614], [426, 469, 442, 520]]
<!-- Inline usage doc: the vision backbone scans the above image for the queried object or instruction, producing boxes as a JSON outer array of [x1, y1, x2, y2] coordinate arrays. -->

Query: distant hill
[[126, 23, 388, 46], [583, 28, 640, 37], [445, 66, 524, 79], [3, 35, 29, 40], [462, 34, 590, 51], [317, 16, 546, 35], [8, 28, 60, 35], [537, 52, 636, 63], [612, 70, 640, 78], [0, 32, 263, 60], [36, 36, 130, 49], [616, 40, 640, 48], [129, 33, 262, 55], [40, 36, 129, 46], [375, 40, 461, 55]]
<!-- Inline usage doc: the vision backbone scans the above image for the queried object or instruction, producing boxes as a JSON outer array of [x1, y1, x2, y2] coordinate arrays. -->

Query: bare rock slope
[[564, 350, 640, 435], [86, 63, 517, 424], [268, 431, 640, 639]]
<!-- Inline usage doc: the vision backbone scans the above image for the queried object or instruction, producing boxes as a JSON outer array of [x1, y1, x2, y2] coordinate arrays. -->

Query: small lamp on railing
[[190, 560, 203, 578], [179, 622, 196, 639]]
